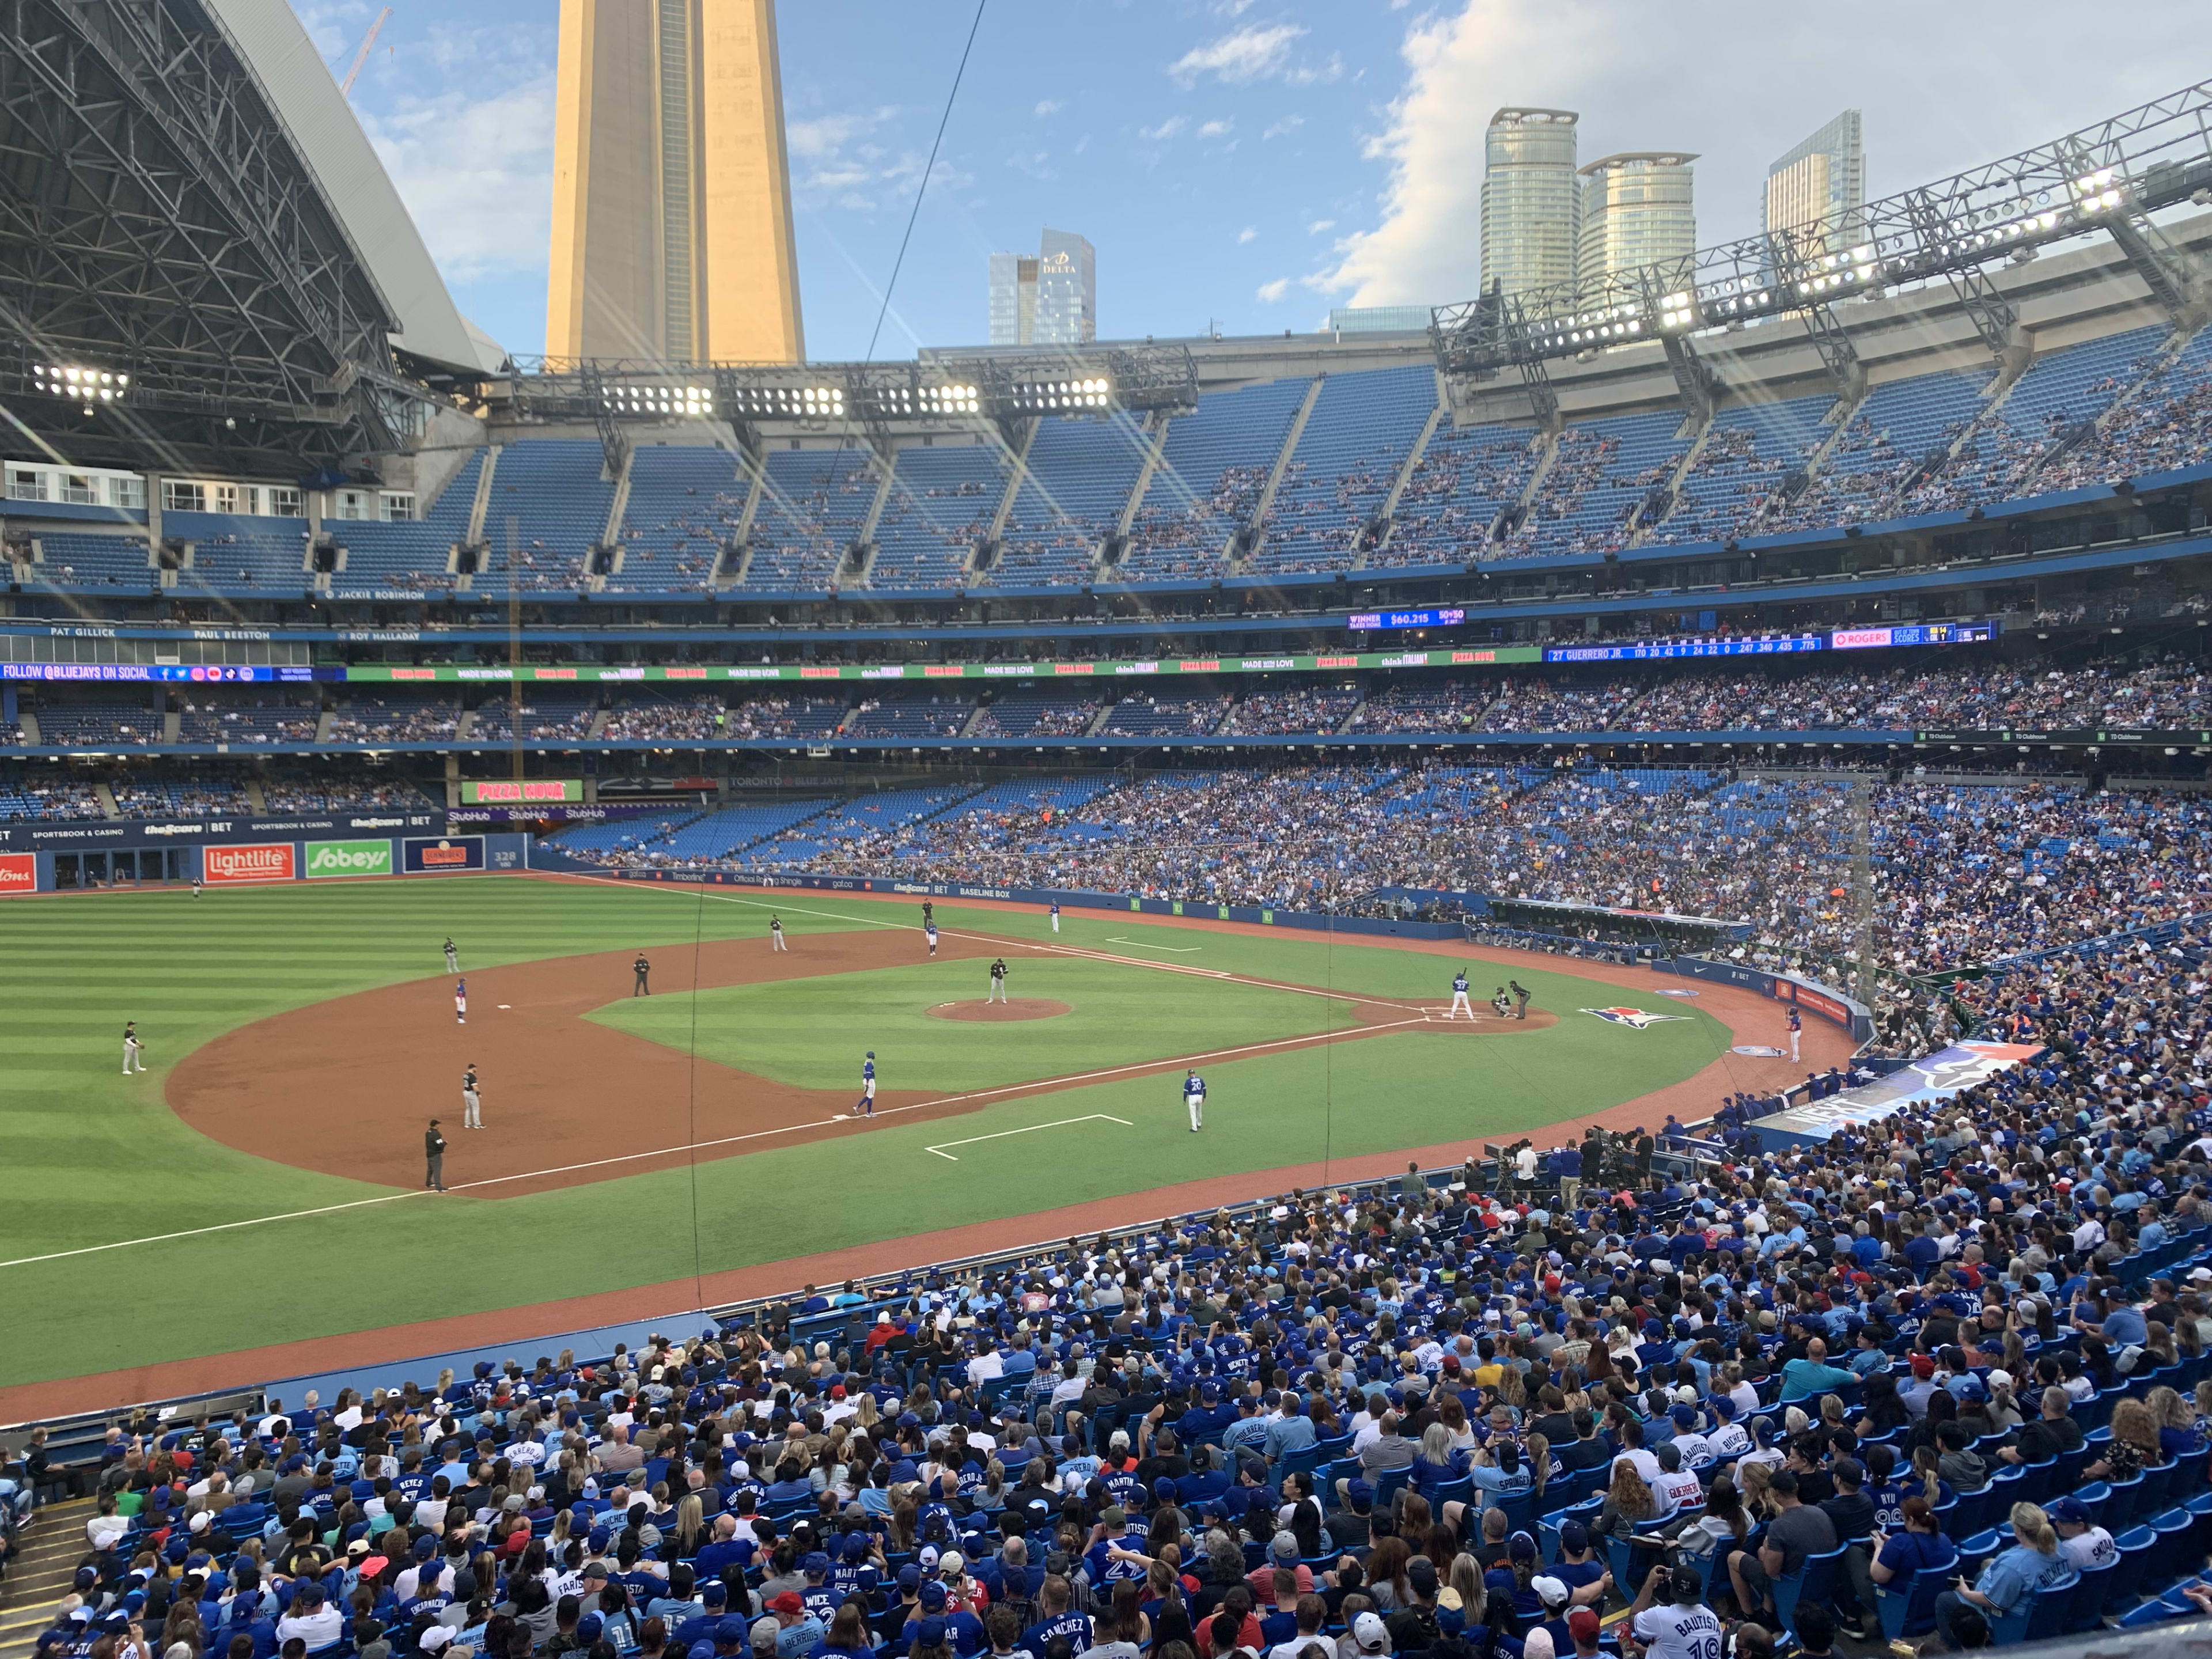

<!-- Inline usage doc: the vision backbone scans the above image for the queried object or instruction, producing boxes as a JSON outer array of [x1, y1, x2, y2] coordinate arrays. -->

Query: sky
[[302, 0, 2210, 365]]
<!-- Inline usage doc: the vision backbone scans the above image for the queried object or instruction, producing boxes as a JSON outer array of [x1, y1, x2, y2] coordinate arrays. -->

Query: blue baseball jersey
[[1453, 972, 1468, 992], [863, 1059, 876, 1082], [1184, 1074, 1205, 1099], [1788, 1008, 1802, 1028]]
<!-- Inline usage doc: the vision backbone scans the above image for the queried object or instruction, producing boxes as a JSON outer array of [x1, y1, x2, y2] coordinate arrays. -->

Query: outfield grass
[[0, 877, 1734, 1388], [590, 956, 1357, 1091]]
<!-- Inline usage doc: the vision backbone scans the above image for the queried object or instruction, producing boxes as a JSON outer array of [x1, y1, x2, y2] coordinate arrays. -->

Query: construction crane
[[339, 7, 392, 97]]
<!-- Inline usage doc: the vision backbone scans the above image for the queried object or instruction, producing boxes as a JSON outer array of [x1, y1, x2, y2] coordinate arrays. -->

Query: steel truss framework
[[1432, 78, 2212, 379], [507, 344, 1202, 440], [0, 0, 411, 474]]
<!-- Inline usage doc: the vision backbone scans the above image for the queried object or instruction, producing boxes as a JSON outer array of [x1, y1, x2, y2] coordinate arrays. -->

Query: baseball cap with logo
[[1354, 1613, 1390, 1654]]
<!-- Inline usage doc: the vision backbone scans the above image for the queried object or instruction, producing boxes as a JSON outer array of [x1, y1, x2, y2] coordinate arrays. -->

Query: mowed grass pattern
[[590, 956, 1357, 1092], [0, 878, 1732, 1388]]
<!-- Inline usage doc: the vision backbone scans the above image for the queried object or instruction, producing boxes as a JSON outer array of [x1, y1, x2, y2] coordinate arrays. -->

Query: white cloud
[[1238, 225, 1259, 243], [1256, 277, 1290, 302], [1286, 53, 1344, 86], [1308, 218, 1336, 234], [297, 1, 369, 65], [1263, 115, 1305, 141], [1198, 118, 1235, 138], [1138, 116, 1186, 142], [1033, 99, 1064, 116], [1314, 0, 2207, 310], [787, 112, 874, 160], [1169, 22, 1307, 86], [360, 73, 555, 285]]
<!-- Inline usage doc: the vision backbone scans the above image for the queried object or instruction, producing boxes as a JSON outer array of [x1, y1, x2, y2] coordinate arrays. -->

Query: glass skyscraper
[[987, 229, 1095, 346], [1764, 110, 1866, 252], [1577, 152, 1699, 287], [1479, 108, 1580, 300]]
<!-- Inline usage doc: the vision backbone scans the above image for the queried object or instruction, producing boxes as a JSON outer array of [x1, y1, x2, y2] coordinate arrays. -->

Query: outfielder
[[1049, 901, 1060, 934], [453, 978, 468, 1025], [443, 936, 458, 974], [1183, 1069, 1206, 1132], [926, 920, 939, 957], [191, 875, 203, 900], [1448, 970, 1474, 1020], [987, 957, 1009, 1002], [855, 1052, 877, 1118], [770, 916, 787, 952], [1787, 1005, 1802, 1062], [122, 1021, 146, 1075], [462, 1063, 482, 1130]]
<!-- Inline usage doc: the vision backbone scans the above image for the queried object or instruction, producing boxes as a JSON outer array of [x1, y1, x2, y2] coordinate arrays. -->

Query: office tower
[[1479, 108, 1580, 298], [988, 252, 1037, 346], [547, 0, 805, 365], [987, 230, 1096, 346], [1577, 152, 1699, 286], [1764, 109, 1866, 252]]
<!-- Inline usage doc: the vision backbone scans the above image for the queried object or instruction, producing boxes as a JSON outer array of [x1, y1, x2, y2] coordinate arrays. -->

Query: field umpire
[[425, 1119, 448, 1191], [633, 952, 651, 996]]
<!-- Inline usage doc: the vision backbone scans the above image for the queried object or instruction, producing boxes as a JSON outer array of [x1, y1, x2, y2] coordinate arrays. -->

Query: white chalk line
[[925, 1115, 1132, 1161], [1, 1016, 1433, 1270], [1107, 936, 1203, 953]]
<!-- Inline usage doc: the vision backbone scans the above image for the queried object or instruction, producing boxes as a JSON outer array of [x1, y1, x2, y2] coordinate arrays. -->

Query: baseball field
[[0, 873, 1836, 1415]]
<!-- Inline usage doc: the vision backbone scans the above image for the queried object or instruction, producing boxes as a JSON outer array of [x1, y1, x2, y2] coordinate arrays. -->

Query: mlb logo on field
[[1580, 1006, 1691, 1029]]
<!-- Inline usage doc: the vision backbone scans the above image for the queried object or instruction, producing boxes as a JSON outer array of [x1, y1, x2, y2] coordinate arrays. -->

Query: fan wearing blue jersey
[[854, 1052, 877, 1119], [1184, 1069, 1206, 1132], [1449, 969, 1474, 1020]]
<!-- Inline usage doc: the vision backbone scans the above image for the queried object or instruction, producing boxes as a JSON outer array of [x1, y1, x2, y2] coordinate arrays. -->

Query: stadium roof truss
[[0, 0, 426, 472], [510, 344, 1201, 472], [1431, 78, 2212, 382]]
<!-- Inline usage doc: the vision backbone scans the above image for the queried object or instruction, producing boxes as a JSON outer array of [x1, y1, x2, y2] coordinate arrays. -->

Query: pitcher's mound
[[930, 998, 1073, 1023]]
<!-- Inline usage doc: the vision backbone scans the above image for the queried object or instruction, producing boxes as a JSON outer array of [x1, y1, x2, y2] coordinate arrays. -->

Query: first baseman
[[1184, 1069, 1206, 1132], [122, 1021, 146, 1075], [1448, 970, 1473, 1020], [462, 1063, 482, 1129], [854, 1051, 877, 1118], [453, 977, 468, 1024], [987, 957, 1009, 1002]]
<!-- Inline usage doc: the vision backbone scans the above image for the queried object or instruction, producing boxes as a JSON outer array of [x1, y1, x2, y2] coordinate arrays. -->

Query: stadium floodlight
[[918, 383, 981, 416], [31, 362, 130, 412], [1657, 291, 1699, 332], [601, 381, 714, 419]]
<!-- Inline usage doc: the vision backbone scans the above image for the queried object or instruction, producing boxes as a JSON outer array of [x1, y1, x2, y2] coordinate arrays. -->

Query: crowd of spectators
[[683, 761, 2212, 979], [327, 699, 462, 746], [601, 699, 728, 744], [31, 909, 2212, 1659]]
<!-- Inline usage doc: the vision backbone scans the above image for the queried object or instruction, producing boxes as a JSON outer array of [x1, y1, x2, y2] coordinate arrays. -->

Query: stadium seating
[[995, 414, 1150, 587], [1121, 376, 1312, 579], [870, 444, 1000, 591]]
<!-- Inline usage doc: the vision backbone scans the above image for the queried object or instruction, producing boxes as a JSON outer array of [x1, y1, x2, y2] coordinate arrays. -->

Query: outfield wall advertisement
[[0, 851, 36, 894], [305, 839, 395, 878], [203, 843, 295, 884]]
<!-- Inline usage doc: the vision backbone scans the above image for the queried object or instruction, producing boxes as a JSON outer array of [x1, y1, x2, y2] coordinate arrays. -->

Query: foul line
[[0, 1017, 1431, 1271], [1107, 936, 1203, 953], [925, 1115, 1132, 1161]]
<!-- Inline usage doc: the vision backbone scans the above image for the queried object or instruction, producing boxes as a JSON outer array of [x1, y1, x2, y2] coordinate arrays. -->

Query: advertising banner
[[0, 851, 35, 893], [1747, 1042, 2044, 1150], [459, 779, 584, 805], [403, 835, 484, 873], [305, 839, 393, 878], [203, 843, 296, 884]]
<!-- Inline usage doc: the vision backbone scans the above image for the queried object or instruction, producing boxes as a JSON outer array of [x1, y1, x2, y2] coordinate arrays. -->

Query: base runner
[[926, 921, 938, 957], [462, 1063, 482, 1129], [453, 977, 468, 1025], [1184, 1069, 1206, 1132], [1787, 1005, 1802, 1062], [1448, 970, 1473, 1020], [855, 1052, 876, 1118], [1049, 901, 1060, 934]]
